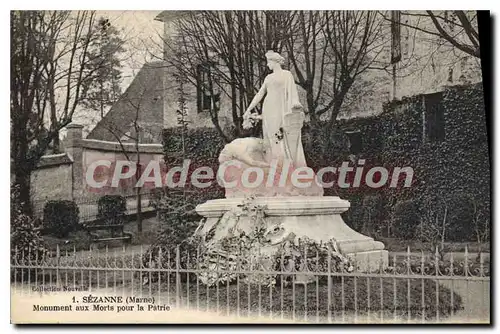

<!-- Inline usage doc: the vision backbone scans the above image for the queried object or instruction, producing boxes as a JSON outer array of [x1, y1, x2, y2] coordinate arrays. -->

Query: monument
[[194, 51, 388, 284]]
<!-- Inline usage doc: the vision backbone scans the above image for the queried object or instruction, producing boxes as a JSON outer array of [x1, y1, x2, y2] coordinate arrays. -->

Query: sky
[[98, 10, 164, 87], [71, 11, 164, 135]]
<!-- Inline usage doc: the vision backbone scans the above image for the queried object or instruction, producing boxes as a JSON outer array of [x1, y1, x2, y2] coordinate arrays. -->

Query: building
[[86, 62, 166, 144]]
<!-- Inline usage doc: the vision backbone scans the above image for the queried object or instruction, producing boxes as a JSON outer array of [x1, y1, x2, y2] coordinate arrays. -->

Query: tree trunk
[[230, 69, 240, 136], [49, 103, 60, 153], [52, 135, 60, 153], [136, 152, 142, 233], [136, 186, 142, 233], [440, 206, 448, 253], [13, 124, 33, 216], [14, 166, 32, 216]]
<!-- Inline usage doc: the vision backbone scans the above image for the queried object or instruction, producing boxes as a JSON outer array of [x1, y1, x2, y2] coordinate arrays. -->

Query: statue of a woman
[[243, 50, 307, 168]]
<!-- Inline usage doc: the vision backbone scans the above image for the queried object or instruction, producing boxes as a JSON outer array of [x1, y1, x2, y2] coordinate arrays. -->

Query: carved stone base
[[195, 196, 388, 273]]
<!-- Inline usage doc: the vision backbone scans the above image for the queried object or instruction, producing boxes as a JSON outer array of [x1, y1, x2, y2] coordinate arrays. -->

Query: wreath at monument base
[[142, 196, 354, 287], [191, 196, 354, 287]]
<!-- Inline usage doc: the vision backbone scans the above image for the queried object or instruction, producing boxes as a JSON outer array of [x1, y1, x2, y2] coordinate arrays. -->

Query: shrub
[[417, 196, 452, 257], [143, 192, 204, 277], [11, 184, 47, 280], [153, 194, 200, 247], [11, 213, 48, 282], [341, 195, 363, 231], [11, 213, 45, 256], [391, 200, 420, 240], [43, 200, 79, 238], [445, 193, 477, 242], [141, 215, 201, 284], [97, 195, 126, 225], [360, 195, 385, 236]]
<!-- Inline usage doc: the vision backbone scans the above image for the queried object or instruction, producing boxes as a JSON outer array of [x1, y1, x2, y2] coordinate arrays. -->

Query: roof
[[154, 11, 196, 22], [81, 139, 163, 154], [86, 61, 166, 142], [36, 153, 73, 169]]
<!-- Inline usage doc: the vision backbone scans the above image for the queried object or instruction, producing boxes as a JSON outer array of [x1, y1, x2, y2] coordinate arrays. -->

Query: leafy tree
[[80, 16, 125, 119]]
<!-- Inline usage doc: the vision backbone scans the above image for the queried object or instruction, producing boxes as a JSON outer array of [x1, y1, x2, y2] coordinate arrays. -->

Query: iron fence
[[10, 244, 490, 324]]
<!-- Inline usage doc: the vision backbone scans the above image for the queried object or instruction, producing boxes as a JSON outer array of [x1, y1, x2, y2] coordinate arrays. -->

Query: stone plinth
[[195, 196, 388, 272]]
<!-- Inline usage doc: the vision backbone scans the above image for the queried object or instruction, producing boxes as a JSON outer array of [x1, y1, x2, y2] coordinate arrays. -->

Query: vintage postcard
[[10, 10, 490, 324]]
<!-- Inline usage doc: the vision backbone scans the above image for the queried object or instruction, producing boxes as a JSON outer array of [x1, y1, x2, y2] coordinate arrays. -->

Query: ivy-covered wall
[[162, 126, 226, 213], [339, 83, 489, 241], [162, 83, 490, 242]]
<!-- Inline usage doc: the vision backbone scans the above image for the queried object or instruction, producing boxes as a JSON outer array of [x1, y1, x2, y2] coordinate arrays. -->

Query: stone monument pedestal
[[195, 196, 388, 272]]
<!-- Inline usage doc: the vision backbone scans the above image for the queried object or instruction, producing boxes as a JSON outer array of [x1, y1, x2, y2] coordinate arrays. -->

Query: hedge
[[391, 200, 420, 240], [11, 184, 47, 268], [43, 200, 79, 238], [97, 195, 127, 225]]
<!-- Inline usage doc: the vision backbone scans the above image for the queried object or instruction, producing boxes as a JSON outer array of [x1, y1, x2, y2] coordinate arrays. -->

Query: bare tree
[[321, 11, 387, 127], [284, 11, 327, 128], [102, 106, 143, 232], [163, 11, 298, 141], [418, 199, 449, 261], [469, 196, 490, 258], [381, 11, 480, 58], [166, 13, 229, 141], [162, 11, 389, 143], [284, 11, 388, 130], [100, 71, 163, 233], [11, 10, 102, 213]]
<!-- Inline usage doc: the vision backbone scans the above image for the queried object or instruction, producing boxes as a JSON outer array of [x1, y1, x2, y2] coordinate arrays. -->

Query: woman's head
[[265, 50, 285, 70]]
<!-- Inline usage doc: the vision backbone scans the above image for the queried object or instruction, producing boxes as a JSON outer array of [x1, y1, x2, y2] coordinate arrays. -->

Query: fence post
[[176, 245, 180, 308], [56, 244, 61, 288], [327, 244, 332, 323]]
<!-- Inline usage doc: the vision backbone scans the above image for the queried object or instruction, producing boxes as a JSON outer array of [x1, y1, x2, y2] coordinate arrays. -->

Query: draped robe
[[260, 70, 306, 167]]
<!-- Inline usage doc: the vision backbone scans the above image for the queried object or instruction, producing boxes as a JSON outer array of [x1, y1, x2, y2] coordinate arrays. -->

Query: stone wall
[[31, 124, 164, 205], [31, 154, 73, 209], [81, 139, 163, 199]]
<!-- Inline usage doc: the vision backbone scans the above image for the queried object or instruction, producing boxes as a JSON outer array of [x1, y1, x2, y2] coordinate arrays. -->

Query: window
[[196, 62, 220, 113], [424, 92, 445, 143], [345, 130, 363, 155]]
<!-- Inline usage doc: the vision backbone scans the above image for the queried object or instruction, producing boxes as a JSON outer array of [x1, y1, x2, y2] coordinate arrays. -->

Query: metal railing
[[11, 245, 490, 324]]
